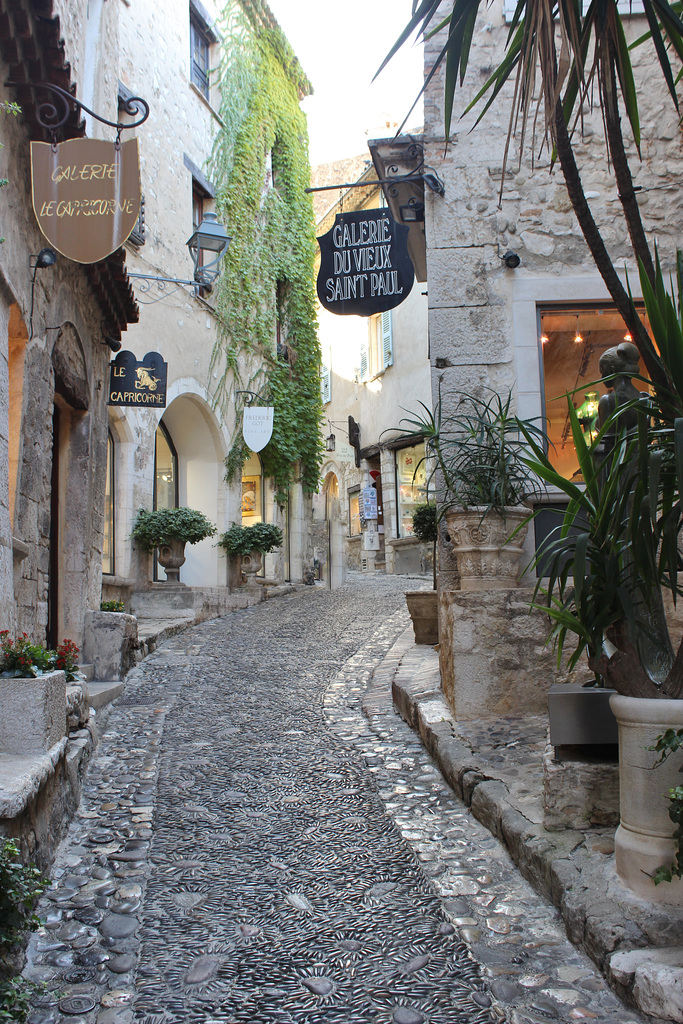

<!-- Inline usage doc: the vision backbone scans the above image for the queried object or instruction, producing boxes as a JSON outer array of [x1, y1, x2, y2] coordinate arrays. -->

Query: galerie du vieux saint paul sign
[[317, 209, 414, 316]]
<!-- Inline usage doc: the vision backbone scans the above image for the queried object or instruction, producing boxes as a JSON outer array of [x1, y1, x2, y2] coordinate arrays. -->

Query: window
[[190, 16, 211, 98], [503, 0, 643, 18], [360, 310, 393, 381], [348, 487, 362, 537], [154, 422, 178, 512], [540, 305, 653, 480], [102, 430, 115, 575], [321, 350, 331, 404], [396, 443, 427, 537]]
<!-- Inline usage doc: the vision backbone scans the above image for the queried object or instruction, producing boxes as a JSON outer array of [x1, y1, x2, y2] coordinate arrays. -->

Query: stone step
[[86, 681, 125, 710]]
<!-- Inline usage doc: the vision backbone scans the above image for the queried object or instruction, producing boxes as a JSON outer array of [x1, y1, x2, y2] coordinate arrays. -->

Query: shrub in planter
[[132, 507, 216, 583], [218, 522, 283, 556], [218, 523, 283, 580]]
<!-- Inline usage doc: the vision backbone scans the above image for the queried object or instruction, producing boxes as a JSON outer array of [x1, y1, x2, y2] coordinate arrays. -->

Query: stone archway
[[158, 393, 226, 587]]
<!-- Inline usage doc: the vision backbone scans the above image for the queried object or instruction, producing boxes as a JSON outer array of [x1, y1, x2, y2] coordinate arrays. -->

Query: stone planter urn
[[405, 591, 439, 645], [610, 694, 683, 904], [157, 537, 186, 583], [0, 670, 67, 754], [241, 549, 263, 580], [444, 507, 529, 591]]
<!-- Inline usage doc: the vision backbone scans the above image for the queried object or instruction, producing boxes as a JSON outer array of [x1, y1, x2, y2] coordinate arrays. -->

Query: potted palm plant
[[399, 388, 546, 591], [132, 507, 216, 583], [218, 522, 283, 581], [518, 253, 683, 901], [405, 502, 439, 644]]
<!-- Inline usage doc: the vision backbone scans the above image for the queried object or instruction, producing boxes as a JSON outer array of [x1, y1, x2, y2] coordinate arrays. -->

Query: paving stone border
[[387, 627, 683, 1021]]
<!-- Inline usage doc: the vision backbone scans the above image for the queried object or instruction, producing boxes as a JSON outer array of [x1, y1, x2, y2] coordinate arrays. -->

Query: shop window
[[396, 443, 427, 537], [102, 430, 115, 575], [540, 305, 652, 481], [241, 452, 263, 524], [348, 487, 361, 537], [154, 422, 178, 512]]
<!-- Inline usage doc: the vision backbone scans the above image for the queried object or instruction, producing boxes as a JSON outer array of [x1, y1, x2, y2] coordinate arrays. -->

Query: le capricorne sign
[[316, 209, 414, 317], [108, 351, 167, 408], [31, 137, 141, 264]]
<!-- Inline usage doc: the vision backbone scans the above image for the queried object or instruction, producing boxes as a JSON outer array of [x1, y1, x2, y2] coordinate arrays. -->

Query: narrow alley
[[26, 576, 644, 1024]]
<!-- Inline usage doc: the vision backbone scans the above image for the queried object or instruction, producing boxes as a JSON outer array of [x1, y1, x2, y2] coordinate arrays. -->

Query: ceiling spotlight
[[501, 250, 520, 269]]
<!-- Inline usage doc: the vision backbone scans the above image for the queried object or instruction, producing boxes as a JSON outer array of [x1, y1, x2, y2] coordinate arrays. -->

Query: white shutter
[[321, 362, 331, 404], [359, 336, 369, 382], [381, 310, 393, 369]]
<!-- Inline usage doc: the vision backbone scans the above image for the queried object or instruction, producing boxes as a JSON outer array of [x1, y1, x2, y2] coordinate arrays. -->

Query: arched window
[[154, 421, 178, 511], [102, 430, 115, 575]]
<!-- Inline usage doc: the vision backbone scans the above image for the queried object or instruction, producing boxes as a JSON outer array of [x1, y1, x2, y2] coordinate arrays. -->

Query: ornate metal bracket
[[18, 81, 149, 148], [235, 389, 268, 406]]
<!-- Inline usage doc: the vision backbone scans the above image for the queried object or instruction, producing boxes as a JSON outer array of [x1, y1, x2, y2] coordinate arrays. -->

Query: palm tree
[[378, 0, 683, 390]]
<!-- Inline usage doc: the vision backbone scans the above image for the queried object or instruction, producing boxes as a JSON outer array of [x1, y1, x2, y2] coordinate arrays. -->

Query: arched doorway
[[156, 393, 225, 586]]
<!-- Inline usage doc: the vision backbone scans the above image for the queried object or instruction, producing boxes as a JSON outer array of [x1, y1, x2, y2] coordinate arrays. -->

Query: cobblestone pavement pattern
[[25, 575, 648, 1024]]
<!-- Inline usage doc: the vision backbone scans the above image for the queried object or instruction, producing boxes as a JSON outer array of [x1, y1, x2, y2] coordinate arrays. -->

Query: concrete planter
[[405, 591, 439, 645], [548, 683, 618, 754], [444, 506, 529, 591], [157, 537, 186, 583], [610, 694, 683, 904], [241, 549, 263, 579], [0, 670, 67, 754]]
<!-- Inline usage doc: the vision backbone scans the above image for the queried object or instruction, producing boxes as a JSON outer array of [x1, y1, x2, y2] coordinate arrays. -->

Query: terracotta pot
[[241, 549, 263, 579], [157, 536, 186, 583], [405, 590, 439, 645], [0, 670, 67, 754], [610, 693, 683, 904], [444, 507, 529, 591]]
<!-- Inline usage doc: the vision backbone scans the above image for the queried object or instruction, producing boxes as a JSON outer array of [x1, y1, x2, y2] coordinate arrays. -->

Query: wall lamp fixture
[[500, 249, 521, 269], [103, 336, 122, 353], [128, 213, 231, 297], [325, 433, 336, 452], [30, 248, 57, 270]]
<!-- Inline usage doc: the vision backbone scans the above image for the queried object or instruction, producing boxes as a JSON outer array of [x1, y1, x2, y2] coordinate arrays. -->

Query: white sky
[[265, 1, 424, 167]]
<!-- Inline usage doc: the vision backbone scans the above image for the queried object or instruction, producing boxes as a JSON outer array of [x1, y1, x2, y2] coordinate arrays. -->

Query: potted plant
[[131, 507, 216, 583], [517, 253, 683, 900], [405, 503, 439, 644], [218, 522, 283, 581], [0, 632, 67, 755], [399, 388, 546, 591]]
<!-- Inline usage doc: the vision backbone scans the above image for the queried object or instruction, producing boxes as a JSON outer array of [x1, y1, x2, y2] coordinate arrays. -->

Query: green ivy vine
[[210, 0, 323, 503]]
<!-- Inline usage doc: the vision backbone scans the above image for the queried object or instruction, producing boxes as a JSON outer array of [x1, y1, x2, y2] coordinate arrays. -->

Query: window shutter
[[381, 310, 393, 369], [359, 336, 369, 381], [321, 362, 331, 404]]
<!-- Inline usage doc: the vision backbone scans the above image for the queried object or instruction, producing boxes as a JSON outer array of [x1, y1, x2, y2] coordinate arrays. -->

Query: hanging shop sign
[[31, 138, 141, 263], [243, 406, 274, 453], [108, 350, 167, 407], [316, 209, 414, 317]]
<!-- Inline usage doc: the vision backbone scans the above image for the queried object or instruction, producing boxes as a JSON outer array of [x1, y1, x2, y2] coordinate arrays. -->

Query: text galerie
[[324, 217, 403, 303]]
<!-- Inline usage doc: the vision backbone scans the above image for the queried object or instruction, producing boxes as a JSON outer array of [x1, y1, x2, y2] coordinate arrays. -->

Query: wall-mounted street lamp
[[128, 212, 231, 297]]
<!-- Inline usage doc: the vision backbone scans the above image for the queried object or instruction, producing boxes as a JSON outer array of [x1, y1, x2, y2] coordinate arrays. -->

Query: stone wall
[[438, 587, 562, 719]]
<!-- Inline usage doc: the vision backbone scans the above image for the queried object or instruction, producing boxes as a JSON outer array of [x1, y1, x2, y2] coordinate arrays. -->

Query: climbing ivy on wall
[[210, 0, 323, 503]]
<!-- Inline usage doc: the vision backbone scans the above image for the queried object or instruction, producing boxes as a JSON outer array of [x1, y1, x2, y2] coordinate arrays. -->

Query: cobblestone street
[[25, 575, 646, 1024]]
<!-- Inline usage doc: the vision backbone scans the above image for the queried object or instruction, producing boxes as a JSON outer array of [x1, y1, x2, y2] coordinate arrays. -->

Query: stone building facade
[[0, 0, 317, 660], [0, 0, 138, 650]]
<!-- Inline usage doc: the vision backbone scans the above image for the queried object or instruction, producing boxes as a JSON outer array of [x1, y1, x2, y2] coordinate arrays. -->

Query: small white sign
[[335, 443, 356, 463], [364, 531, 380, 550], [243, 406, 274, 453]]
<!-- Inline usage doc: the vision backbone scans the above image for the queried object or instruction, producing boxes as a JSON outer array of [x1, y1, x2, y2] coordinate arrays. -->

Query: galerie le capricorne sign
[[316, 209, 414, 316], [31, 138, 141, 263], [108, 351, 167, 408]]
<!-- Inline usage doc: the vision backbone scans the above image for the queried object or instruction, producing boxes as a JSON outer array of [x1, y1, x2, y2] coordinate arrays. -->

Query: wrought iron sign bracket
[[305, 170, 445, 197], [235, 389, 268, 407], [13, 81, 149, 148]]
